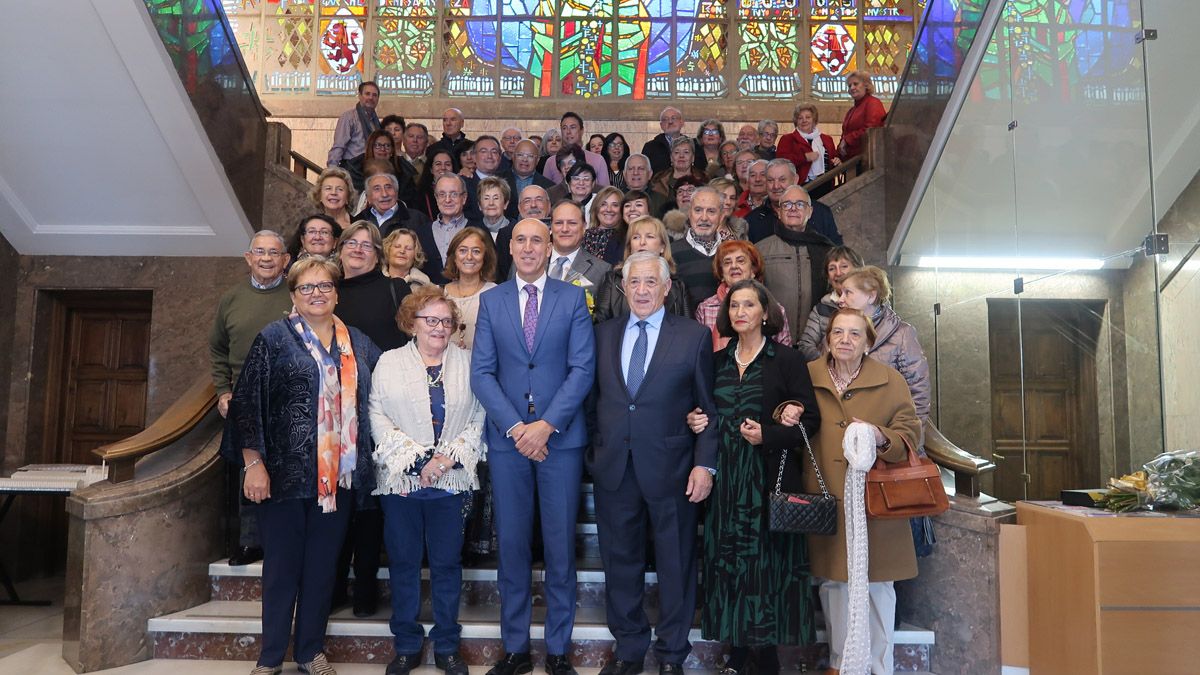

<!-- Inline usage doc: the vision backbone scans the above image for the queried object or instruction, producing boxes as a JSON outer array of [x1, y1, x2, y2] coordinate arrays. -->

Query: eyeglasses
[[342, 239, 374, 250], [372, 142, 392, 150], [249, 247, 284, 257], [295, 281, 335, 295], [702, 129, 721, 136], [780, 200, 812, 211], [515, 152, 537, 160], [569, 175, 594, 184], [520, 197, 548, 205], [305, 229, 333, 238], [435, 191, 464, 200], [415, 315, 456, 328]]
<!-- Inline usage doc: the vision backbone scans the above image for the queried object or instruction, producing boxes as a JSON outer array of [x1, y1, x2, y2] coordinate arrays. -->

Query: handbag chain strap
[[773, 422, 830, 498]]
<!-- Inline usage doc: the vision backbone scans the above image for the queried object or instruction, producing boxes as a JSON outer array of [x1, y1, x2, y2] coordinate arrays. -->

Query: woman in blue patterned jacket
[[223, 255, 381, 675]]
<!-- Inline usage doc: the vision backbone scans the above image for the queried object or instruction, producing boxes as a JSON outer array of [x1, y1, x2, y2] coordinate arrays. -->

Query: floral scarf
[[291, 311, 358, 513]]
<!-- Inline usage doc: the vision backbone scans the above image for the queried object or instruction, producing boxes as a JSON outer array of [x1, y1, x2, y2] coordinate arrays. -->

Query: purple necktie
[[522, 284, 539, 352]]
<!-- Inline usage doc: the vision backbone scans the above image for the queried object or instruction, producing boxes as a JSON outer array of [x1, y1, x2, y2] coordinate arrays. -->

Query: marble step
[[209, 557, 657, 608], [149, 600, 934, 671]]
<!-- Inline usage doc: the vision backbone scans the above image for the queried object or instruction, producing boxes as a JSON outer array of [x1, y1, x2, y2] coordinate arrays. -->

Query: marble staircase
[[149, 558, 934, 671]]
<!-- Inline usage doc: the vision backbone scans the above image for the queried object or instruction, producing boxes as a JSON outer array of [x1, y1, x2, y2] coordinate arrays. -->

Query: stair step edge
[[211, 561, 656, 584], [147, 601, 934, 645]]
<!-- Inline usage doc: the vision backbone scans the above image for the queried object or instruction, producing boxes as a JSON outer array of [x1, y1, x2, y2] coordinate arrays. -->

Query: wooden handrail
[[93, 376, 217, 483], [803, 155, 862, 194], [290, 150, 324, 183], [924, 419, 997, 498]]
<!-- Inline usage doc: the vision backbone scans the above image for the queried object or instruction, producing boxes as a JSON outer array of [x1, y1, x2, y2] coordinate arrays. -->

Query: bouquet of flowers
[[1102, 449, 1200, 512]]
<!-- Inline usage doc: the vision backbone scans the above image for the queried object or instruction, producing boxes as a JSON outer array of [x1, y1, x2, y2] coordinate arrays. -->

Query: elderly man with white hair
[[211, 230, 295, 567], [641, 106, 700, 174]]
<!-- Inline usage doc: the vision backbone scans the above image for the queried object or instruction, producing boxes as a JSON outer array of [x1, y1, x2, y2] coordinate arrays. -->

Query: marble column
[[895, 496, 1016, 675]]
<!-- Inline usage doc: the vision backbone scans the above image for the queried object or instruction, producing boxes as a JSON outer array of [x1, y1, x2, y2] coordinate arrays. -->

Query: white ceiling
[[897, 1, 1200, 269], [0, 0, 252, 256]]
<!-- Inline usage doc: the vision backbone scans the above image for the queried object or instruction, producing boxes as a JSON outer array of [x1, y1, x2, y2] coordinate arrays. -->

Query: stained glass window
[[224, 0, 926, 100]]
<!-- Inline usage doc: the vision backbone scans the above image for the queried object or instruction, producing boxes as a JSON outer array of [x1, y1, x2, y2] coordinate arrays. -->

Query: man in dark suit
[[353, 173, 430, 238], [589, 250, 718, 675], [548, 200, 611, 288], [505, 140, 555, 221], [471, 218, 596, 675]]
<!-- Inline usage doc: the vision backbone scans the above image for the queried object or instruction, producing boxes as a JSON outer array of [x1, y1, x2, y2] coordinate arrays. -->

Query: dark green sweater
[[209, 279, 293, 396]]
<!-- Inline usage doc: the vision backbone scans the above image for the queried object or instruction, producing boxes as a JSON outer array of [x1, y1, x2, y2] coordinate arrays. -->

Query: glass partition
[[143, 0, 267, 228], [888, 0, 1180, 500]]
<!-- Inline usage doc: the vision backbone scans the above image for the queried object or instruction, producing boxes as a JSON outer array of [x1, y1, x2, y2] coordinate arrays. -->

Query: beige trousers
[[819, 579, 897, 675]]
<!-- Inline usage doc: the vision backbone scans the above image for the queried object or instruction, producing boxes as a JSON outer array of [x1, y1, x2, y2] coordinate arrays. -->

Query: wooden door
[[54, 306, 152, 463], [988, 300, 1102, 501], [21, 291, 152, 576]]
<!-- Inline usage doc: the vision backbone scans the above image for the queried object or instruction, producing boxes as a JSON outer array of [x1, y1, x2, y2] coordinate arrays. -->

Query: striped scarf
[[291, 311, 358, 513]]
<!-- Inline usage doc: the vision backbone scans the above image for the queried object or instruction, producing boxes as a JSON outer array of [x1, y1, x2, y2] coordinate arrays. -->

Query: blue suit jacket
[[471, 277, 596, 452], [588, 312, 718, 499]]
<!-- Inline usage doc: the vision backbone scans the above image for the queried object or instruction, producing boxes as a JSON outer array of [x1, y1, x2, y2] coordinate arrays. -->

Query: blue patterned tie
[[522, 284, 538, 353], [626, 320, 648, 398]]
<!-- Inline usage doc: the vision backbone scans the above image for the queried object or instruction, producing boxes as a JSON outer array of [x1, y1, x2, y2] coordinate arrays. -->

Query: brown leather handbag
[[866, 438, 949, 519]]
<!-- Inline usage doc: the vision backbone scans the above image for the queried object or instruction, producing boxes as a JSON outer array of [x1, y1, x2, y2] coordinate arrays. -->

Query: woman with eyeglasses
[[287, 214, 343, 264], [369, 285, 485, 675], [696, 119, 726, 175], [601, 132, 629, 188], [225, 255, 381, 675], [330, 221, 412, 617]]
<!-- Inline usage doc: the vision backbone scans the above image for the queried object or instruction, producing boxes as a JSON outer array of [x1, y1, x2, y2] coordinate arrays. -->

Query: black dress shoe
[[228, 546, 263, 566], [544, 654, 577, 675], [385, 653, 423, 675], [436, 653, 469, 675], [486, 652, 533, 675], [658, 663, 684, 675], [599, 659, 644, 675]]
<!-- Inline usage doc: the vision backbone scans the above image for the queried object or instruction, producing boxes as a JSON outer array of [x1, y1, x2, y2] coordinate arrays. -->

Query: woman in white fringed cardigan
[[369, 285, 485, 675]]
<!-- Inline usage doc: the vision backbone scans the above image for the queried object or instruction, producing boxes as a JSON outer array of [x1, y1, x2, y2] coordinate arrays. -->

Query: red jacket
[[777, 130, 838, 182], [840, 94, 886, 159]]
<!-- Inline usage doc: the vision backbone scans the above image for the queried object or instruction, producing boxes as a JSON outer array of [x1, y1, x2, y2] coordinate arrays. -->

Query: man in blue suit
[[471, 218, 596, 675], [588, 251, 719, 675]]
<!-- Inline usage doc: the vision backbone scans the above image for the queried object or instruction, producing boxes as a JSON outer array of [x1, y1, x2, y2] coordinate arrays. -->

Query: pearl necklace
[[425, 364, 444, 388], [734, 336, 766, 368]]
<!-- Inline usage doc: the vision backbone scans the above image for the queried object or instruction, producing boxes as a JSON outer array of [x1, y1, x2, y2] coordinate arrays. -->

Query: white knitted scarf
[[841, 421, 877, 675]]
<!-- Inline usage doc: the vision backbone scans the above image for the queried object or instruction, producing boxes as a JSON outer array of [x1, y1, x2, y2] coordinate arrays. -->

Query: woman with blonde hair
[[310, 167, 358, 230], [593, 216, 690, 322], [381, 228, 431, 287], [778, 101, 841, 186], [840, 71, 886, 161]]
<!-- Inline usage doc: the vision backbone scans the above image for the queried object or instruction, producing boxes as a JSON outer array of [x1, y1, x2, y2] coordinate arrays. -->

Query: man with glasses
[[755, 119, 779, 160], [472, 135, 509, 182], [542, 112, 611, 186], [505, 140, 554, 221], [496, 184, 553, 280], [759, 185, 834, 342], [747, 159, 842, 245], [412, 174, 487, 285], [500, 127, 524, 172], [210, 230, 294, 566], [642, 106, 699, 173]]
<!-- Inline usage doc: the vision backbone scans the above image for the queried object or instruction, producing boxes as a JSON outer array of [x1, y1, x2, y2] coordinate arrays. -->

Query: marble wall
[[896, 498, 1017, 675], [0, 252, 245, 579], [62, 415, 225, 673]]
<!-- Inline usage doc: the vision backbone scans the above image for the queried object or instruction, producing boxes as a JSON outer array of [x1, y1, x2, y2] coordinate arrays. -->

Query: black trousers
[[257, 491, 350, 667], [334, 497, 384, 602], [594, 460, 698, 665]]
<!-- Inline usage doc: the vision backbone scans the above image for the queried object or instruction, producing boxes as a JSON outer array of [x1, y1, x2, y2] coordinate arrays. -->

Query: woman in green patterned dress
[[689, 279, 822, 675]]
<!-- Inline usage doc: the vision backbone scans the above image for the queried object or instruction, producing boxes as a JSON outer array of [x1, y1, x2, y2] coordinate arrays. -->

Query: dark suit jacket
[[747, 199, 843, 245], [588, 312, 718, 499], [353, 205, 430, 239], [409, 219, 488, 286], [641, 134, 703, 175], [470, 278, 596, 452], [715, 340, 821, 493]]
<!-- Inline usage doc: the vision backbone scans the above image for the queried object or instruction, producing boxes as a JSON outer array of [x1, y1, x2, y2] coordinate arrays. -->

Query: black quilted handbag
[[768, 423, 837, 536]]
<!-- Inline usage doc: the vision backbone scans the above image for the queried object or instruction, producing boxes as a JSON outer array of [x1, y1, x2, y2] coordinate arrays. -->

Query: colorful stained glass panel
[[374, 19, 436, 94], [445, 20, 497, 96], [375, 0, 436, 17], [676, 21, 728, 97], [862, 22, 911, 95], [737, 0, 801, 20], [864, 0, 912, 20], [558, 20, 614, 96], [264, 16, 314, 92], [739, 19, 802, 99], [811, 0, 857, 20], [499, 19, 554, 96], [642, 21, 675, 97], [810, 22, 857, 98]]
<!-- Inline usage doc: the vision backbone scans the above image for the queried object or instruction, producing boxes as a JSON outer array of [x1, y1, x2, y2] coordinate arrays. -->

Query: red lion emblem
[[322, 21, 360, 74]]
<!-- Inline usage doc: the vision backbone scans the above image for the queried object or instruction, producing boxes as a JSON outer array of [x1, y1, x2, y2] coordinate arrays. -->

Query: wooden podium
[[1017, 501, 1200, 674]]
